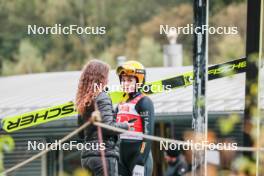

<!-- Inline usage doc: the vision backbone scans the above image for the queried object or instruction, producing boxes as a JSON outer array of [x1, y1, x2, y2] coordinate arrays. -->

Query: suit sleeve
[[135, 96, 155, 165]]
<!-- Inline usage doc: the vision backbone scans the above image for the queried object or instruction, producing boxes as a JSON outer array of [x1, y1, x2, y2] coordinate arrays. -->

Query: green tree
[[214, 35, 245, 63], [138, 37, 163, 67], [209, 3, 246, 63], [3, 39, 45, 75]]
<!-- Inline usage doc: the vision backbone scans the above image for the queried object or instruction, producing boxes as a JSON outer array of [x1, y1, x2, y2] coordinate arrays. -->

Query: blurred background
[[0, 0, 252, 75], [0, 0, 264, 176]]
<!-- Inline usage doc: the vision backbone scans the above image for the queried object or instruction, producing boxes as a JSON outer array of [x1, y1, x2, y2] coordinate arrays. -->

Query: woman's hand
[[124, 121, 135, 130]]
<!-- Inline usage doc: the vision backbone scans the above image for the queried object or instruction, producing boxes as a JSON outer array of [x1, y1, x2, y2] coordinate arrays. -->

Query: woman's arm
[[96, 92, 129, 135], [77, 103, 95, 139]]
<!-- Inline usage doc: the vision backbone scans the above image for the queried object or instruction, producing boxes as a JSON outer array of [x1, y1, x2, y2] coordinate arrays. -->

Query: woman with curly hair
[[76, 59, 129, 176]]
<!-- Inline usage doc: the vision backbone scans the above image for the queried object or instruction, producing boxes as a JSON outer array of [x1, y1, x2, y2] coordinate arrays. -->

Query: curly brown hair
[[76, 59, 110, 115]]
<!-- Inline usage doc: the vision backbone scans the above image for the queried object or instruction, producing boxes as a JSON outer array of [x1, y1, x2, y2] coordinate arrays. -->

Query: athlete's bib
[[116, 94, 144, 140]]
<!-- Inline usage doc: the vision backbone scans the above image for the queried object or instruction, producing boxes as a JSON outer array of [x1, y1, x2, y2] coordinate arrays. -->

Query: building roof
[[0, 66, 264, 119]]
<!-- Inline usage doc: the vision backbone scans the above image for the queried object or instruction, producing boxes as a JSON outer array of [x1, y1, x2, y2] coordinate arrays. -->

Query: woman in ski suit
[[116, 61, 155, 176], [76, 59, 129, 176]]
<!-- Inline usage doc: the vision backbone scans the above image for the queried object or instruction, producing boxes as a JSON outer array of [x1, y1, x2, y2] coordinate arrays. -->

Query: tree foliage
[[0, 0, 248, 75]]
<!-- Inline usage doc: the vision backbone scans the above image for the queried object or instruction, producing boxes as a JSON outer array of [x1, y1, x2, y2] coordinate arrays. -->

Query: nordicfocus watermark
[[28, 140, 106, 151], [27, 24, 106, 35], [160, 24, 238, 35], [160, 140, 238, 151], [93, 83, 172, 93]]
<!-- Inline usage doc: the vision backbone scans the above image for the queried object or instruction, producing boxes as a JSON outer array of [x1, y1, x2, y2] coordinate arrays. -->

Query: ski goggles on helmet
[[117, 67, 145, 76]]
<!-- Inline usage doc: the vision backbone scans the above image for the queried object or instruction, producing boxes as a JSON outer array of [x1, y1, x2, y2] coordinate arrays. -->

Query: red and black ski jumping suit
[[116, 92, 155, 176]]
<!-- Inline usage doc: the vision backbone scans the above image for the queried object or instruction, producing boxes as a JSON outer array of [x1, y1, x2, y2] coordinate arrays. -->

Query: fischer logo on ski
[[2, 102, 77, 132]]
